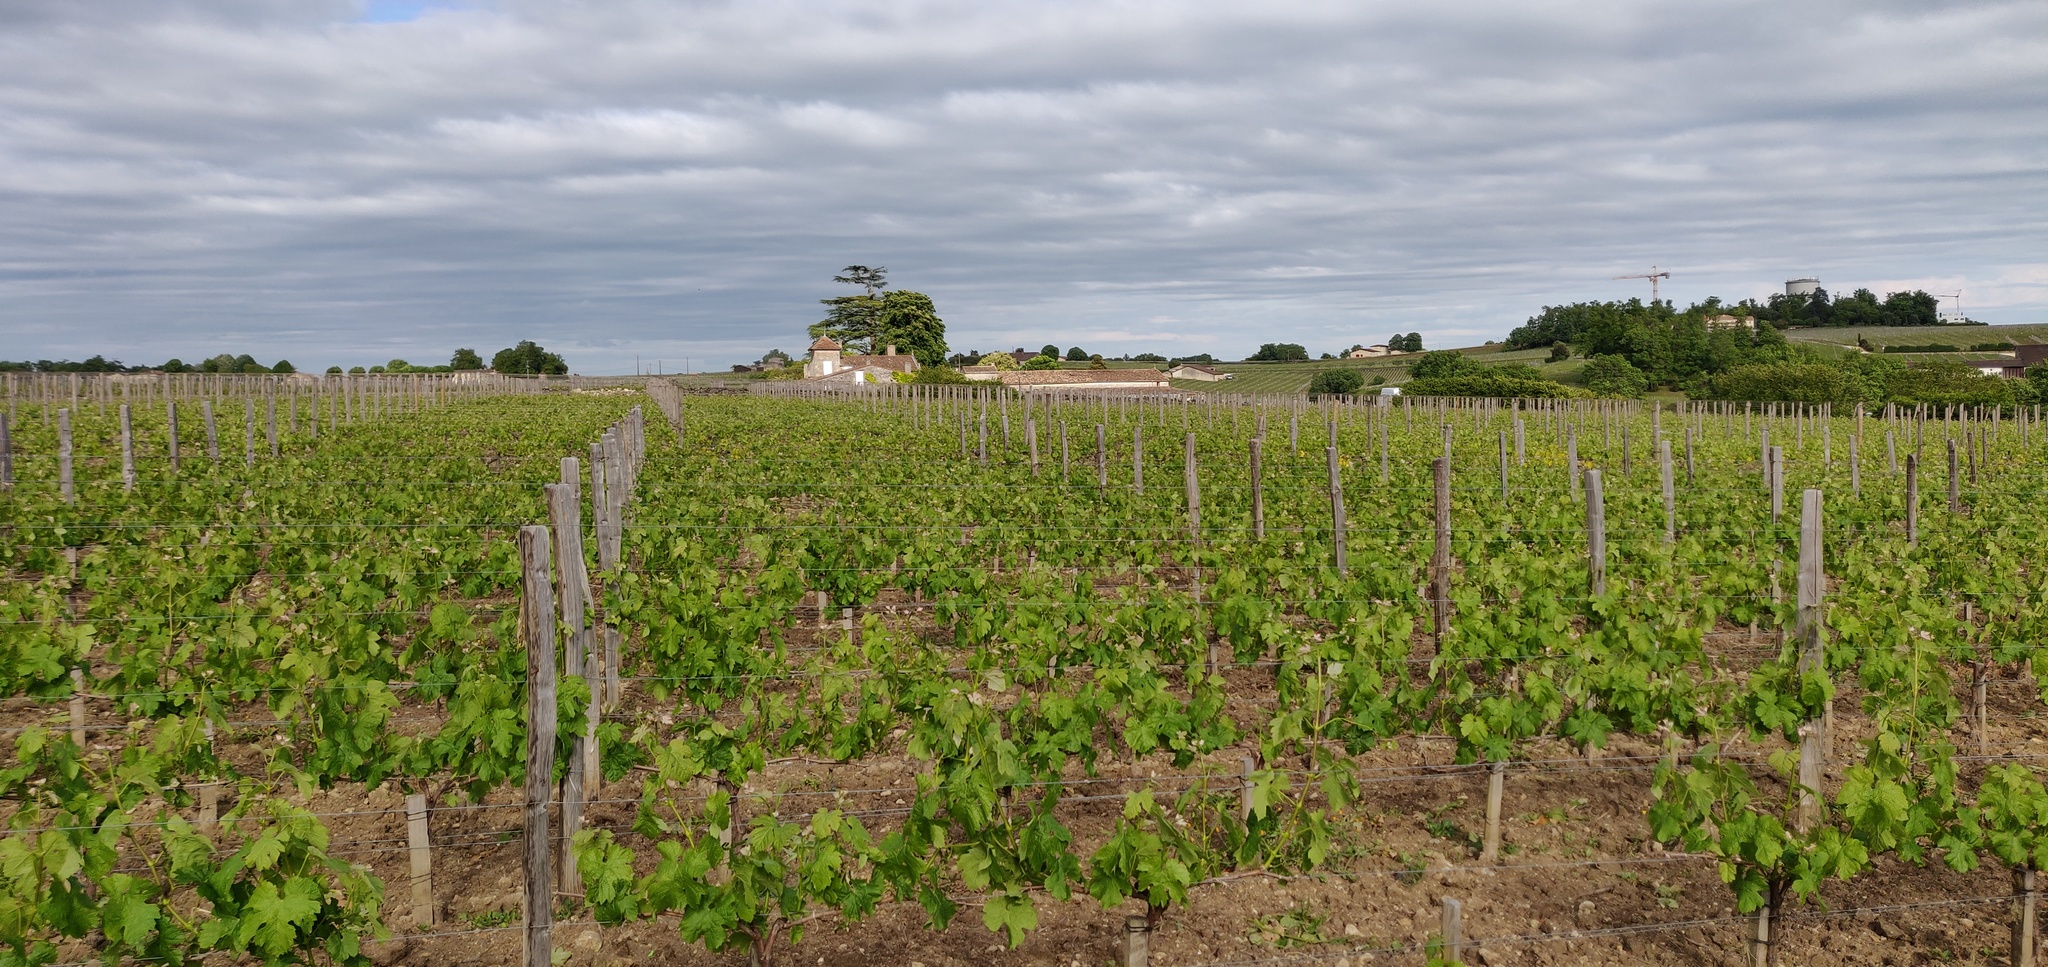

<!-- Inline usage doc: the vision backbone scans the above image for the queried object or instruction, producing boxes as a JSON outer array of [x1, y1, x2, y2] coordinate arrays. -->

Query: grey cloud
[[0, 0, 2043, 371]]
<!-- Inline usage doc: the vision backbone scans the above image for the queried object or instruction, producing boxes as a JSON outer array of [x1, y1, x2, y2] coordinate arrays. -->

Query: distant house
[[1705, 315, 1757, 331], [1168, 364, 1229, 381], [1346, 346, 1392, 359], [2018, 344, 2048, 369], [804, 336, 919, 384], [961, 365, 1001, 381], [995, 369, 1171, 392], [1971, 358, 2028, 379]]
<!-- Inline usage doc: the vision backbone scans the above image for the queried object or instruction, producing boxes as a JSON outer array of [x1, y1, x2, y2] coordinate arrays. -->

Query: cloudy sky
[[3, 0, 2044, 373]]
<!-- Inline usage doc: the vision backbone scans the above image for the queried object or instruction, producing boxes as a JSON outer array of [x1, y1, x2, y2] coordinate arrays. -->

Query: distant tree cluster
[[1387, 333, 1424, 352], [491, 341, 568, 375], [1755, 288, 1942, 328], [0, 353, 294, 374], [1247, 343, 1310, 362]]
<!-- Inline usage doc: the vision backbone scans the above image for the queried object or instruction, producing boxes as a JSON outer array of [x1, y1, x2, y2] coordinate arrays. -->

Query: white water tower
[[1786, 278, 1821, 297]]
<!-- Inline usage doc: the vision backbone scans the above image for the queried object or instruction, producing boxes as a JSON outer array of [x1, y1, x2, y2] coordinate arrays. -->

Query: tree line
[[1, 341, 568, 377]]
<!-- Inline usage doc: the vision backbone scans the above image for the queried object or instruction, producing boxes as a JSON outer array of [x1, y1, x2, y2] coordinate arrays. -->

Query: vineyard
[[4, 374, 2048, 967]]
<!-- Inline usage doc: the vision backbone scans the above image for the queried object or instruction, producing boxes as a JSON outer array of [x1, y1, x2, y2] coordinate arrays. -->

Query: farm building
[[1345, 345, 1393, 358], [803, 336, 919, 384], [1167, 364, 1229, 381]]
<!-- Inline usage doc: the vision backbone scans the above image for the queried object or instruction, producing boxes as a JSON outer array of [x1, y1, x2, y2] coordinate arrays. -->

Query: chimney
[[885, 344, 896, 356]]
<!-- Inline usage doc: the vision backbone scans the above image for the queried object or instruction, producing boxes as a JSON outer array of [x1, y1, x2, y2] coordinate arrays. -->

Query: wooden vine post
[[1769, 446, 1784, 523], [119, 404, 135, 491], [1441, 897, 1464, 964], [1132, 425, 1144, 493], [1905, 454, 1919, 544], [166, 402, 179, 474], [1660, 439, 1675, 543], [1123, 915, 1150, 967], [1585, 469, 1605, 597], [545, 478, 595, 895], [1481, 761, 1505, 864], [1249, 437, 1265, 539], [1795, 488, 1827, 832], [1183, 432, 1201, 568], [2015, 867, 2040, 967], [518, 525, 557, 967], [1948, 438, 1962, 514], [1096, 423, 1107, 487], [406, 793, 436, 928], [1431, 456, 1451, 642], [0, 412, 11, 489], [1327, 446, 1347, 576], [57, 409, 74, 503]]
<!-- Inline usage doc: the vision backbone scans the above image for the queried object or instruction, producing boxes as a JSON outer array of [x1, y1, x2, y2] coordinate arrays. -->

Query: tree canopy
[[1247, 343, 1309, 362], [451, 348, 484, 371], [492, 340, 568, 375], [1307, 369, 1365, 397]]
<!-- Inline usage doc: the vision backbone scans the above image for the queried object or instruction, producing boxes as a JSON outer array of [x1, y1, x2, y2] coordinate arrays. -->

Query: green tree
[[271, 359, 295, 374], [1307, 369, 1365, 397], [326, 366, 343, 375], [451, 348, 484, 371], [979, 352, 1019, 371], [348, 366, 365, 375], [872, 290, 948, 366], [1247, 343, 1309, 362], [1066, 346, 1088, 361], [1580, 354, 1647, 398], [1408, 350, 1479, 380], [813, 266, 888, 352], [491, 340, 568, 375], [1039, 344, 1060, 359], [1021, 355, 1060, 371]]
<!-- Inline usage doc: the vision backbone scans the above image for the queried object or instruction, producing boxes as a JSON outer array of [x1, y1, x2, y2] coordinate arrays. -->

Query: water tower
[[1786, 278, 1821, 297]]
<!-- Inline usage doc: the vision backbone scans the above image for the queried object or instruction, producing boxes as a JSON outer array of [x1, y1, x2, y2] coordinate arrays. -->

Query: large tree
[[810, 266, 948, 365], [871, 290, 948, 365], [492, 340, 568, 375]]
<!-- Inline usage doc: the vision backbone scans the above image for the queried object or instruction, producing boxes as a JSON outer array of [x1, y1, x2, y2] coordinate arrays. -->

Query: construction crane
[[1614, 266, 1671, 304]]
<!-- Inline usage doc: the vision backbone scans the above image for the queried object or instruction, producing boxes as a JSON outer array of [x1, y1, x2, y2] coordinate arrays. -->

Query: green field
[[1784, 323, 2048, 351]]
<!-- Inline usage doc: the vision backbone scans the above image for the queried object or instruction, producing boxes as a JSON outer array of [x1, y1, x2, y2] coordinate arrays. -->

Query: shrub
[[1021, 355, 1061, 370], [1580, 354, 1648, 398], [979, 352, 1018, 370], [1307, 369, 1366, 397], [1404, 368, 1581, 399], [1408, 351, 1480, 380]]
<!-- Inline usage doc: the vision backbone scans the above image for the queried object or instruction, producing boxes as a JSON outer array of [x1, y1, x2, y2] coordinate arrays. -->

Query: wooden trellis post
[[1431, 456, 1451, 641], [1660, 439, 1675, 544], [1096, 423, 1107, 487], [119, 404, 135, 491], [1249, 437, 1265, 539], [518, 525, 557, 967], [1132, 425, 1144, 494], [57, 409, 73, 503], [1585, 469, 1605, 597], [406, 793, 436, 927], [1795, 489, 1827, 832], [166, 402, 179, 474], [1906, 454, 1919, 544], [1327, 446, 1346, 576]]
